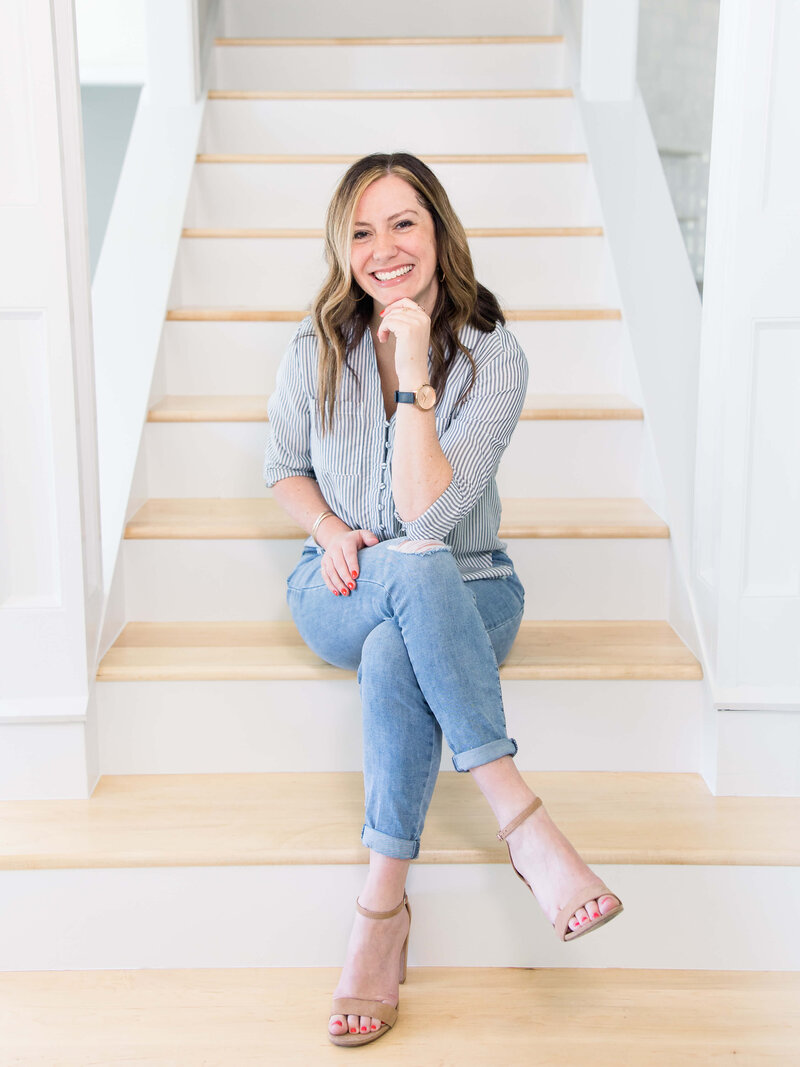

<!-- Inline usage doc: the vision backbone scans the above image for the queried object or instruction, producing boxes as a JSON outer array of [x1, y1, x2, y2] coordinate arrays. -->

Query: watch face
[[415, 384, 436, 410]]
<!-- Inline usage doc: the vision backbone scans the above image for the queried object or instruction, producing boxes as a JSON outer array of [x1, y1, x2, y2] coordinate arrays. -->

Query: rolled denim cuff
[[361, 824, 420, 860], [451, 736, 518, 772]]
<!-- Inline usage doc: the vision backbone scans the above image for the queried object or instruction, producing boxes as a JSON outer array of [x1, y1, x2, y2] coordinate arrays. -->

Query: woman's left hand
[[377, 298, 431, 379]]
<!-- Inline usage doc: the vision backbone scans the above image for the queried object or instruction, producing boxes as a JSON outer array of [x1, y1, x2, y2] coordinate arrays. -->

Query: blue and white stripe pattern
[[264, 316, 529, 581]]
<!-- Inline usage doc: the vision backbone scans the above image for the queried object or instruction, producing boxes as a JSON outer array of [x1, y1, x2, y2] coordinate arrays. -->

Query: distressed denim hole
[[387, 538, 448, 555]]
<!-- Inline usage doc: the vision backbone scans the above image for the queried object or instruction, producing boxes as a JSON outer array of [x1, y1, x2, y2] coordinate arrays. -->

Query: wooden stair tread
[[215, 35, 566, 46], [166, 307, 622, 322], [208, 88, 573, 99], [149, 393, 642, 422], [124, 497, 668, 540], [96, 620, 701, 681], [7, 968, 795, 1065], [0, 770, 795, 870], [195, 153, 589, 164], [181, 226, 604, 237], [3, 969, 798, 1066]]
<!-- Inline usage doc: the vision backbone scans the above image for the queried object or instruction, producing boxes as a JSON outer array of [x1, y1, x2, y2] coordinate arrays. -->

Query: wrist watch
[[395, 383, 437, 411]]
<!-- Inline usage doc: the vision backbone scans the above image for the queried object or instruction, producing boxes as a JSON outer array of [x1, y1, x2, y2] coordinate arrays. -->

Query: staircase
[[3, 1, 799, 1060]]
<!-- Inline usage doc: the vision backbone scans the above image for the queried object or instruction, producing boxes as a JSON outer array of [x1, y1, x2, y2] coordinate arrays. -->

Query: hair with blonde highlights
[[310, 152, 505, 429]]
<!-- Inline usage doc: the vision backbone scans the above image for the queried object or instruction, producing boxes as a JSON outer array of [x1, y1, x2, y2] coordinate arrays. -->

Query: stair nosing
[[165, 307, 622, 322], [148, 393, 642, 423], [180, 227, 605, 238], [123, 498, 670, 541], [214, 35, 566, 47], [194, 153, 590, 165], [207, 88, 573, 100], [4, 770, 796, 871]]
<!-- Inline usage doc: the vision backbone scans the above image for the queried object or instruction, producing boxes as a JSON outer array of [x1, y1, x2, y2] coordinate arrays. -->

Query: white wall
[[75, 0, 147, 83]]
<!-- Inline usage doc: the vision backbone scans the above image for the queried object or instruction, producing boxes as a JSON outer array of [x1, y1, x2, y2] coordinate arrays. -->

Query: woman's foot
[[328, 896, 411, 1038], [503, 800, 621, 933]]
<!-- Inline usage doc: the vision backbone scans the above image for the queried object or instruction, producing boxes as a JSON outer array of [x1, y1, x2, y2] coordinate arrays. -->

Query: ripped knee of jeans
[[387, 538, 448, 556]]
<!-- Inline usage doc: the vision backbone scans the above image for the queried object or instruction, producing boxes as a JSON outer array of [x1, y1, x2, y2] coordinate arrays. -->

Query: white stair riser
[[199, 99, 584, 155], [96, 679, 701, 775], [160, 320, 625, 395], [220, 0, 557, 40], [143, 420, 643, 497], [186, 162, 603, 230], [121, 538, 669, 621], [3, 863, 796, 971], [169, 236, 617, 308], [211, 43, 568, 91]]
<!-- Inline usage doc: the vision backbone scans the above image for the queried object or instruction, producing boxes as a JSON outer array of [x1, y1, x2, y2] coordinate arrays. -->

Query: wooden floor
[[2, 967, 797, 1065]]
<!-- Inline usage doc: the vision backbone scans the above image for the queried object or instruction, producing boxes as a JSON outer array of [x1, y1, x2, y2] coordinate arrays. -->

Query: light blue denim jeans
[[286, 537, 524, 860]]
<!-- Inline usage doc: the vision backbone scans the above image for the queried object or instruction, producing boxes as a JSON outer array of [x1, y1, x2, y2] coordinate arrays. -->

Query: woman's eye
[[353, 231, 369, 240], [395, 219, 412, 229]]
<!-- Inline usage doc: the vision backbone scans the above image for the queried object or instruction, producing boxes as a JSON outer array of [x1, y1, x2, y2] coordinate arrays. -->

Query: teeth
[[374, 265, 413, 281]]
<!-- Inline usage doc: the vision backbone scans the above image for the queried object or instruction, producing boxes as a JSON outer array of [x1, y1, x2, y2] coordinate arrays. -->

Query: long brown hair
[[310, 152, 504, 429]]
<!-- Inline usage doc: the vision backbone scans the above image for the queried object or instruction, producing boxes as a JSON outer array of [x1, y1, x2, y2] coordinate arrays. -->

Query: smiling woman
[[263, 152, 624, 1048]]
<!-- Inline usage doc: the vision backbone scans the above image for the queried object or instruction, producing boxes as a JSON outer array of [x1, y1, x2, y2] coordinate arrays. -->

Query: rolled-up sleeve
[[263, 327, 316, 487], [399, 329, 529, 541]]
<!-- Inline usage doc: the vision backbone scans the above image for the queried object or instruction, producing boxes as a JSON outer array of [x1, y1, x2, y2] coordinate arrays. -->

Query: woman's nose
[[372, 230, 397, 260]]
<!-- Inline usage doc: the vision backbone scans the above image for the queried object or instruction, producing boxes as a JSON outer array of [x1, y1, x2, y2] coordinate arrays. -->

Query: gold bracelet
[[311, 509, 335, 545]]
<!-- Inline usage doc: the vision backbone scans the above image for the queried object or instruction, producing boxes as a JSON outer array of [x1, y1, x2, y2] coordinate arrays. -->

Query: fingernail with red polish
[[333, 590, 339, 596]]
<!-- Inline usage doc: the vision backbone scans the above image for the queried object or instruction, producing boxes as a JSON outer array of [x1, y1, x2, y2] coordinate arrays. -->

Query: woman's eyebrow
[[353, 209, 420, 226]]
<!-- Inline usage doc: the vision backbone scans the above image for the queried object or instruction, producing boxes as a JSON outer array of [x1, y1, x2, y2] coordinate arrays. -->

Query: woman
[[263, 152, 623, 1047]]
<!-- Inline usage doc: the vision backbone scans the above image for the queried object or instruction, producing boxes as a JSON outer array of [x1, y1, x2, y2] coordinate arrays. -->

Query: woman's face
[[349, 174, 439, 316]]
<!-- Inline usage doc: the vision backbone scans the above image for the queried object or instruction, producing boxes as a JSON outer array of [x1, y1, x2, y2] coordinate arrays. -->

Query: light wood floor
[[1, 967, 797, 1065]]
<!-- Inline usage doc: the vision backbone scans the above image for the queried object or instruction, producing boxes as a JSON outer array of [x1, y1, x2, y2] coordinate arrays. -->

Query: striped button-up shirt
[[263, 316, 529, 581]]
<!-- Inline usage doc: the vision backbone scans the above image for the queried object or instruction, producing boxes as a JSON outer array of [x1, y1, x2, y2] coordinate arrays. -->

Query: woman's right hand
[[321, 528, 379, 595]]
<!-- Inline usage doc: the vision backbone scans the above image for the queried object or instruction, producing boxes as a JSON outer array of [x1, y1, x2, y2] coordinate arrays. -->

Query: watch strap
[[394, 391, 416, 404]]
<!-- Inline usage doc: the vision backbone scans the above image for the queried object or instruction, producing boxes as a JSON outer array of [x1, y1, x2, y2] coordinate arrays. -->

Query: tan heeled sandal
[[497, 797, 624, 942], [329, 891, 411, 1047]]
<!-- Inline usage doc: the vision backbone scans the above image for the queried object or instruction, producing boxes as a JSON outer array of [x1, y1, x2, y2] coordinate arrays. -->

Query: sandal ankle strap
[[497, 796, 543, 841], [355, 891, 408, 920]]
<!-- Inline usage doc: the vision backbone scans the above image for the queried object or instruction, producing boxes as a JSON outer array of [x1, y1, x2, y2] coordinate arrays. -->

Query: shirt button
[[378, 483, 385, 490]]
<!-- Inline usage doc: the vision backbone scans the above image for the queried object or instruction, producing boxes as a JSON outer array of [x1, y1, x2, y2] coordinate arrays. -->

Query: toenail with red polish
[[350, 1028, 357, 1034], [592, 912, 600, 919], [371, 1025, 378, 1030], [352, 571, 358, 579], [361, 1026, 368, 1032]]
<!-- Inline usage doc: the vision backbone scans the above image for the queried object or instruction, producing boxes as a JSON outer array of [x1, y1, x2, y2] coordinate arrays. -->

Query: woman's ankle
[[358, 853, 410, 912]]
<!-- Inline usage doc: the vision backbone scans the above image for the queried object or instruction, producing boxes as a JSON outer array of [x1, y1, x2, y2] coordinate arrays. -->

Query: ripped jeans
[[286, 537, 525, 859]]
